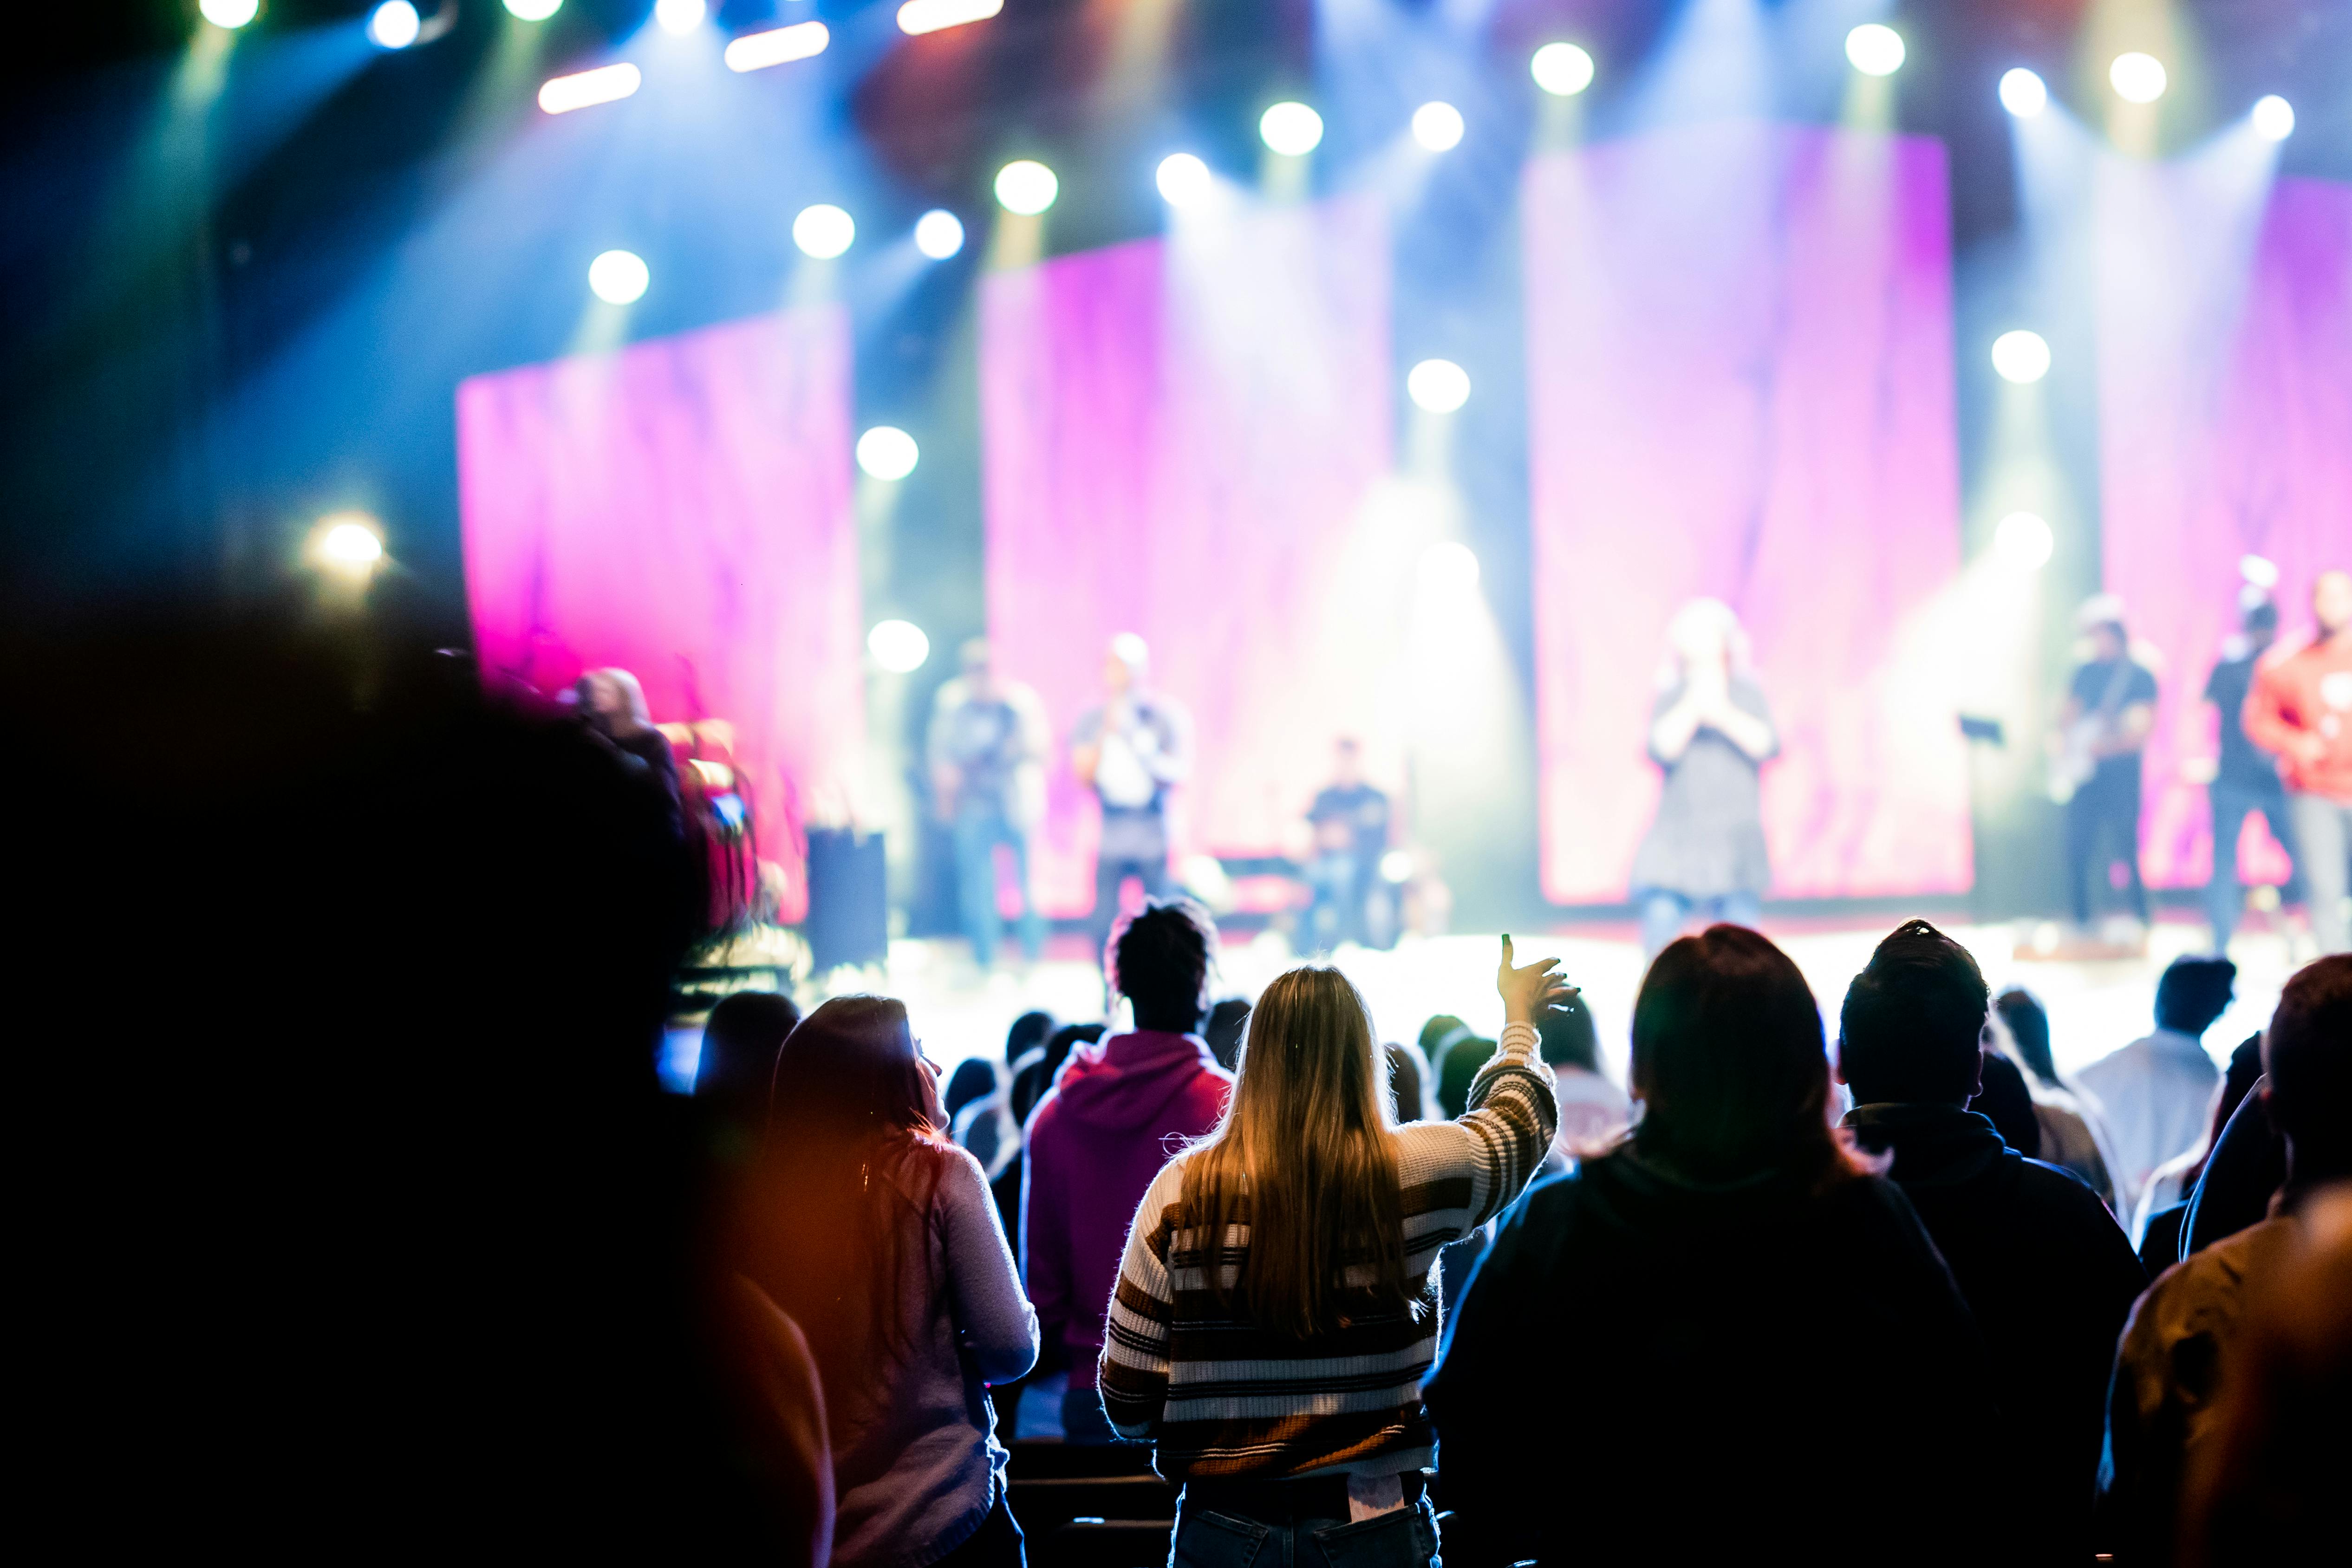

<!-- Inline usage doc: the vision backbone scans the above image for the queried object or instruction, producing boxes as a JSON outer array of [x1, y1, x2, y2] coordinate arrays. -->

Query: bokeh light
[[1991, 330, 2052, 385], [200, 0, 260, 27], [1411, 102, 1465, 152], [914, 210, 965, 260], [587, 249, 649, 304], [654, 0, 706, 36], [1420, 541, 1481, 594], [538, 64, 641, 114], [367, 1, 420, 49], [1530, 43, 1595, 97], [1994, 512, 2053, 572], [1844, 24, 1905, 77], [1407, 359, 1471, 414], [1259, 102, 1324, 156], [2109, 52, 2167, 104], [2252, 95, 2295, 142], [1999, 68, 2047, 118], [995, 160, 1058, 215], [1155, 153, 1212, 208], [793, 204, 855, 260], [313, 513, 386, 576], [504, 0, 562, 19], [868, 620, 932, 673], [856, 427, 920, 481]]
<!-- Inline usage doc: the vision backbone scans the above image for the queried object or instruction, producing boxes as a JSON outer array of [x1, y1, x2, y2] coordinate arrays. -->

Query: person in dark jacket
[[1022, 898, 1232, 1443], [1427, 924, 1998, 1567], [1835, 919, 2148, 1562]]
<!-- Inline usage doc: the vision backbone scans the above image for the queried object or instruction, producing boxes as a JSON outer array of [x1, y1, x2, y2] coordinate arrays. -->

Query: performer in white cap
[[2050, 595, 2158, 932], [1071, 633, 1193, 969]]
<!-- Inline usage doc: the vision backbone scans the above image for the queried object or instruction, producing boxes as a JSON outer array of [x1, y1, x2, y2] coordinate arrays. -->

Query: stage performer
[[929, 638, 1051, 972], [1303, 737, 1391, 952], [1071, 633, 1192, 970], [2050, 597, 2157, 934], [2201, 589, 2303, 946], [2245, 569, 2352, 954], [1629, 599, 1779, 962]]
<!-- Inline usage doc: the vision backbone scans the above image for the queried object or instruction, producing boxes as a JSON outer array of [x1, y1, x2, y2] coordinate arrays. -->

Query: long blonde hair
[[1178, 967, 1410, 1340]]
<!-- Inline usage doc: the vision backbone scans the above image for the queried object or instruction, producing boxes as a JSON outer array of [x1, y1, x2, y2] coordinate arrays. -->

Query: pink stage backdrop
[[981, 195, 1396, 918], [456, 306, 864, 923], [2097, 170, 2352, 889], [1525, 121, 1970, 904]]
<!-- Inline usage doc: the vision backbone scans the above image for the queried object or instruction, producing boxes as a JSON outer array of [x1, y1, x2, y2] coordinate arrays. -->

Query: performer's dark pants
[[1090, 852, 1169, 970], [2204, 778, 2303, 941], [2065, 762, 2150, 925]]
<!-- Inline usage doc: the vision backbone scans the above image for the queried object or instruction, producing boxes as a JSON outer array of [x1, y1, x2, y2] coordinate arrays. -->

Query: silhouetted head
[[1111, 896, 1218, 1034], [1538, 990, 1603, 1076], [2157, 955, 2238, 1037], [1993, 986, 2058, 1087], [1004, 1009, 1056, 1066], [1838, 920, 1991, 1107], [1973, 1051, 2042, 1157], [1436, 1033, 1498, 1121], [768, 995, 942, 1145], [1418, 1014, 1467, 1058], [695, 991, 801, 1116], [1385, 1040, 1431, 1123], [2263, 955, 2352, 1186], [943, 1058, 997, 1121], [1633, 925, 1841, 1183], [1205, 997, 1251, 1070]]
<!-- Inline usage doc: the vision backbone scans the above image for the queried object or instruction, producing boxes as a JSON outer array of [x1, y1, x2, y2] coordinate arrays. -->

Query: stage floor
[[664, 916, 2306, 1093]]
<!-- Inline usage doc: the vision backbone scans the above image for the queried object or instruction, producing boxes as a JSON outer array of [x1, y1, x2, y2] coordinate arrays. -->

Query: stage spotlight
[[868, 619, 931, 673], [2109, 52, 2167, 104], [655, 0, 706, 35], [505, 0, 562, 18], [367, 1, 421, 48], [1260, 102, 1324, 156], [1999, 68, 2047, 118], [1420, 541, 1481, 594], [1531, 43, 1595, 97], [1991, 330, 2052, 384], [1844, 24, 1905, 77], [1994, 512, 2053, 572], [724, 21, 829, 72], [898, 0, 1003, 35], [856, 426, 920, 481], [1156, 153, 1212, 208], [914, 210, 965, 260], [1407, 359, 1471, 414], [539, 63, 641, 114], [588, 249, 650, 304], [1412, 102, 1465, 152], [2252, 95, 2295, 141], [793, 204, 855, 260], [313, 513, 386, 577], [995, 160, 1058, 215], [200, 0, 259, 27], [1379, 849, 1415, 885]]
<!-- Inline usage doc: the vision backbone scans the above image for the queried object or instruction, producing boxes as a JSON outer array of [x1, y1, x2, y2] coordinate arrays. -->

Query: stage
[[662, 914, 2302, 1094]]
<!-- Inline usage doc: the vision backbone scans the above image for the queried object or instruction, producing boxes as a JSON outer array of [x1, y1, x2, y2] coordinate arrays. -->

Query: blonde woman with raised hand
[[1096, 938, 1565, 1568]]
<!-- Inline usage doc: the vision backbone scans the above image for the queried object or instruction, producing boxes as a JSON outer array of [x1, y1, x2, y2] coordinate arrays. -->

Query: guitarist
[[2052, 596, 2158, 931]]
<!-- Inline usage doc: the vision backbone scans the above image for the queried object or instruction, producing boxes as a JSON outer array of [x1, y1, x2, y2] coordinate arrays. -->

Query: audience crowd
[[24, 610, 2345, 1565]]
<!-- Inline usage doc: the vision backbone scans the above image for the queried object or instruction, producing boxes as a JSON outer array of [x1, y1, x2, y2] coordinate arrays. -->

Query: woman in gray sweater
[[743, 996, 1039, 1568]]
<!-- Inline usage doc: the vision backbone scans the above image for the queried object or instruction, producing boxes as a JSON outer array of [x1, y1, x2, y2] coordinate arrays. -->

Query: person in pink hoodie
[[1022, 897, 1233, 1443]]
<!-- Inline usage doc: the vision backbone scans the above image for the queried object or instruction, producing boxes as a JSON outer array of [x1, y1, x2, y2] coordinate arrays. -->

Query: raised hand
[[1497, 934, 1577, 1025]]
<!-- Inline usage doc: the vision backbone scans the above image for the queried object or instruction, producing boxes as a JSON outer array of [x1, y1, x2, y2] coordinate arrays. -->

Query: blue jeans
[[1639, 888, 1761, 962], [1304, 850, 1367, 952], [1170, 1493, 1438, 1568], [2205, 779, 2303, 941], [953, 810, 1043, 968]]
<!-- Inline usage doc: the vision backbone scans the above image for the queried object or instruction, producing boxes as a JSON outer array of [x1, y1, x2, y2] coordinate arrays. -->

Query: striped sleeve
[[1456, 1021, 1557, 1226], [1099, 1159, 1184, 1439], [1394, 1022, 1557, 1268]]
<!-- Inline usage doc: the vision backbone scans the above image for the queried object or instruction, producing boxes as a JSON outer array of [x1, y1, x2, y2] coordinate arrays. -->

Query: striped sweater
[[1098, 1021, 1557, 1479]]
